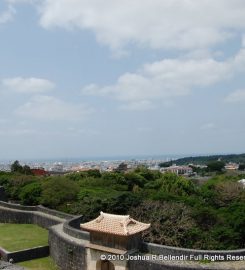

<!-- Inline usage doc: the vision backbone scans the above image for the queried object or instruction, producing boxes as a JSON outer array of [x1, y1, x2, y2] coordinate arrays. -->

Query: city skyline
[[0, 0, 245, 159]]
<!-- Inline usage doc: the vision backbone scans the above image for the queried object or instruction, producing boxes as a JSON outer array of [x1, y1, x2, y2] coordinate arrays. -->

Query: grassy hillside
[[173, 153, 245, 165]]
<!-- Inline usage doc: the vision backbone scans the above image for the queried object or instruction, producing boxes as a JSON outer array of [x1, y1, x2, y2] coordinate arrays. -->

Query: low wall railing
[[0, 246, 49, 263], [0, 201, 37, 211], [0, 201, 74, 220]]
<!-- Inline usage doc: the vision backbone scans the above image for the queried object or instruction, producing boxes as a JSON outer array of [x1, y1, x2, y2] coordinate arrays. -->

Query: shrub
[[41, 177, 80, 208], [19, 182, 42, 205]]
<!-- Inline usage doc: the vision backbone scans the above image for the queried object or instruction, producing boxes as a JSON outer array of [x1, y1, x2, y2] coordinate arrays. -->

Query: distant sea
[[1, 152, 239, 163], [1, 154, 187, 164]]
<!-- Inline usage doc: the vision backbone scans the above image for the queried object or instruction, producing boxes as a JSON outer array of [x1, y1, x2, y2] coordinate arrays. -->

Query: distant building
[[160, 165, 193, 175], [71, 167, 91, 172], [51, 163, 64, 172], [189, 164, 207, 169], [225, 163, 239, 170], [238, 179, 245, 187]]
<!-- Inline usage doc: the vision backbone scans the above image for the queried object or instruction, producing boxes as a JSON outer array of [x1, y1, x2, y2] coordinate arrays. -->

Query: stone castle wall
[[49, 224, 87, 270], [0, 246, 49, 263], [0, 186, 7, 202], [0, 202, 65, 229], [63, 216, 90, 241], [0, 199, 70, 264]]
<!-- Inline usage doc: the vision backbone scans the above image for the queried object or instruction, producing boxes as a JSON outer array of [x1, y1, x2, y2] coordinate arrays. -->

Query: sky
[[0, 0, 245, 160]]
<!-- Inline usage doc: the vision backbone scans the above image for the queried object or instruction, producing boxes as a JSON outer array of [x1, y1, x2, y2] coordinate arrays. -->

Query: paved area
[[0, 261, 24, 270]]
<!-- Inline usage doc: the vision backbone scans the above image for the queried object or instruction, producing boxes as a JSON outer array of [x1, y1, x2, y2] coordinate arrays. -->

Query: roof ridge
[[80, 212, 151, 236], [101, 211, 130, 219]]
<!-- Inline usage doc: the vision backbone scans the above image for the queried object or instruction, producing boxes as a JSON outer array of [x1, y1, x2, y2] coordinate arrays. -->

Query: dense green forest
[[169, 153, 245, 165], [0, 167, 244, 250]]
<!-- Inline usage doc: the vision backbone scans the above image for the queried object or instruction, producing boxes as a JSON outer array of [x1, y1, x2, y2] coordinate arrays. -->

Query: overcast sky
[[0, 0, 245, 160]]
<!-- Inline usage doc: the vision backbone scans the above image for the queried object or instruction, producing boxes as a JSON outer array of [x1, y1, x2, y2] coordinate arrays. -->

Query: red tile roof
[[31, 168, 47, 176], [80, 212, 150, 236]]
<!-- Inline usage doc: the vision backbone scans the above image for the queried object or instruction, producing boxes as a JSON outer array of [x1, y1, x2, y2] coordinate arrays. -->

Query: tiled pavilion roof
[[80, 212, 150, 236]]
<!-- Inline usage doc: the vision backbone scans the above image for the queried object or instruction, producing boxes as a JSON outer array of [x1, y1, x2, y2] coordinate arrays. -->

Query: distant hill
[[172, 153, 245, 165]]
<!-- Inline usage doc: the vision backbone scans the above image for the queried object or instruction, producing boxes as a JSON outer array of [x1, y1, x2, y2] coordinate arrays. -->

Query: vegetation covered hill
[[0, 168, 244, 250], [171, 153, 245, 165]]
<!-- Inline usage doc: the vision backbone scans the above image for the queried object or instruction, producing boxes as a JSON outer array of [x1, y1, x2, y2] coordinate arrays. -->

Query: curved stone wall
[[0, 201, 38, 211], [37, 205, 74, 220], [49, 224, 87, 270], [63, 216, 90, 241], [0, 202, 65, 229], [0, 201, 74, 219]]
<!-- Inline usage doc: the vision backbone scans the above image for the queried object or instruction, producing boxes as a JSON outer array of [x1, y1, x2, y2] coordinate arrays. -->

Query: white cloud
[[200, 123, 216, 130], [225, 89, 245, 103], [0, 0, 35, 25], [242, 35, 245, 48], [2, 77, 55, 93], [82, 49, 245, 110], [0, 128, 37, 136], [0, 118, 8, 124], [233, 48, 245, 71], [38, 0, 245, 51], [82, 84, 102, 96], [7, 0, 34, 3], [67, 127, 99, 136], [15, 95, 93, 121], [0, 4, 15, 24], [120, 100, 154, 111]]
